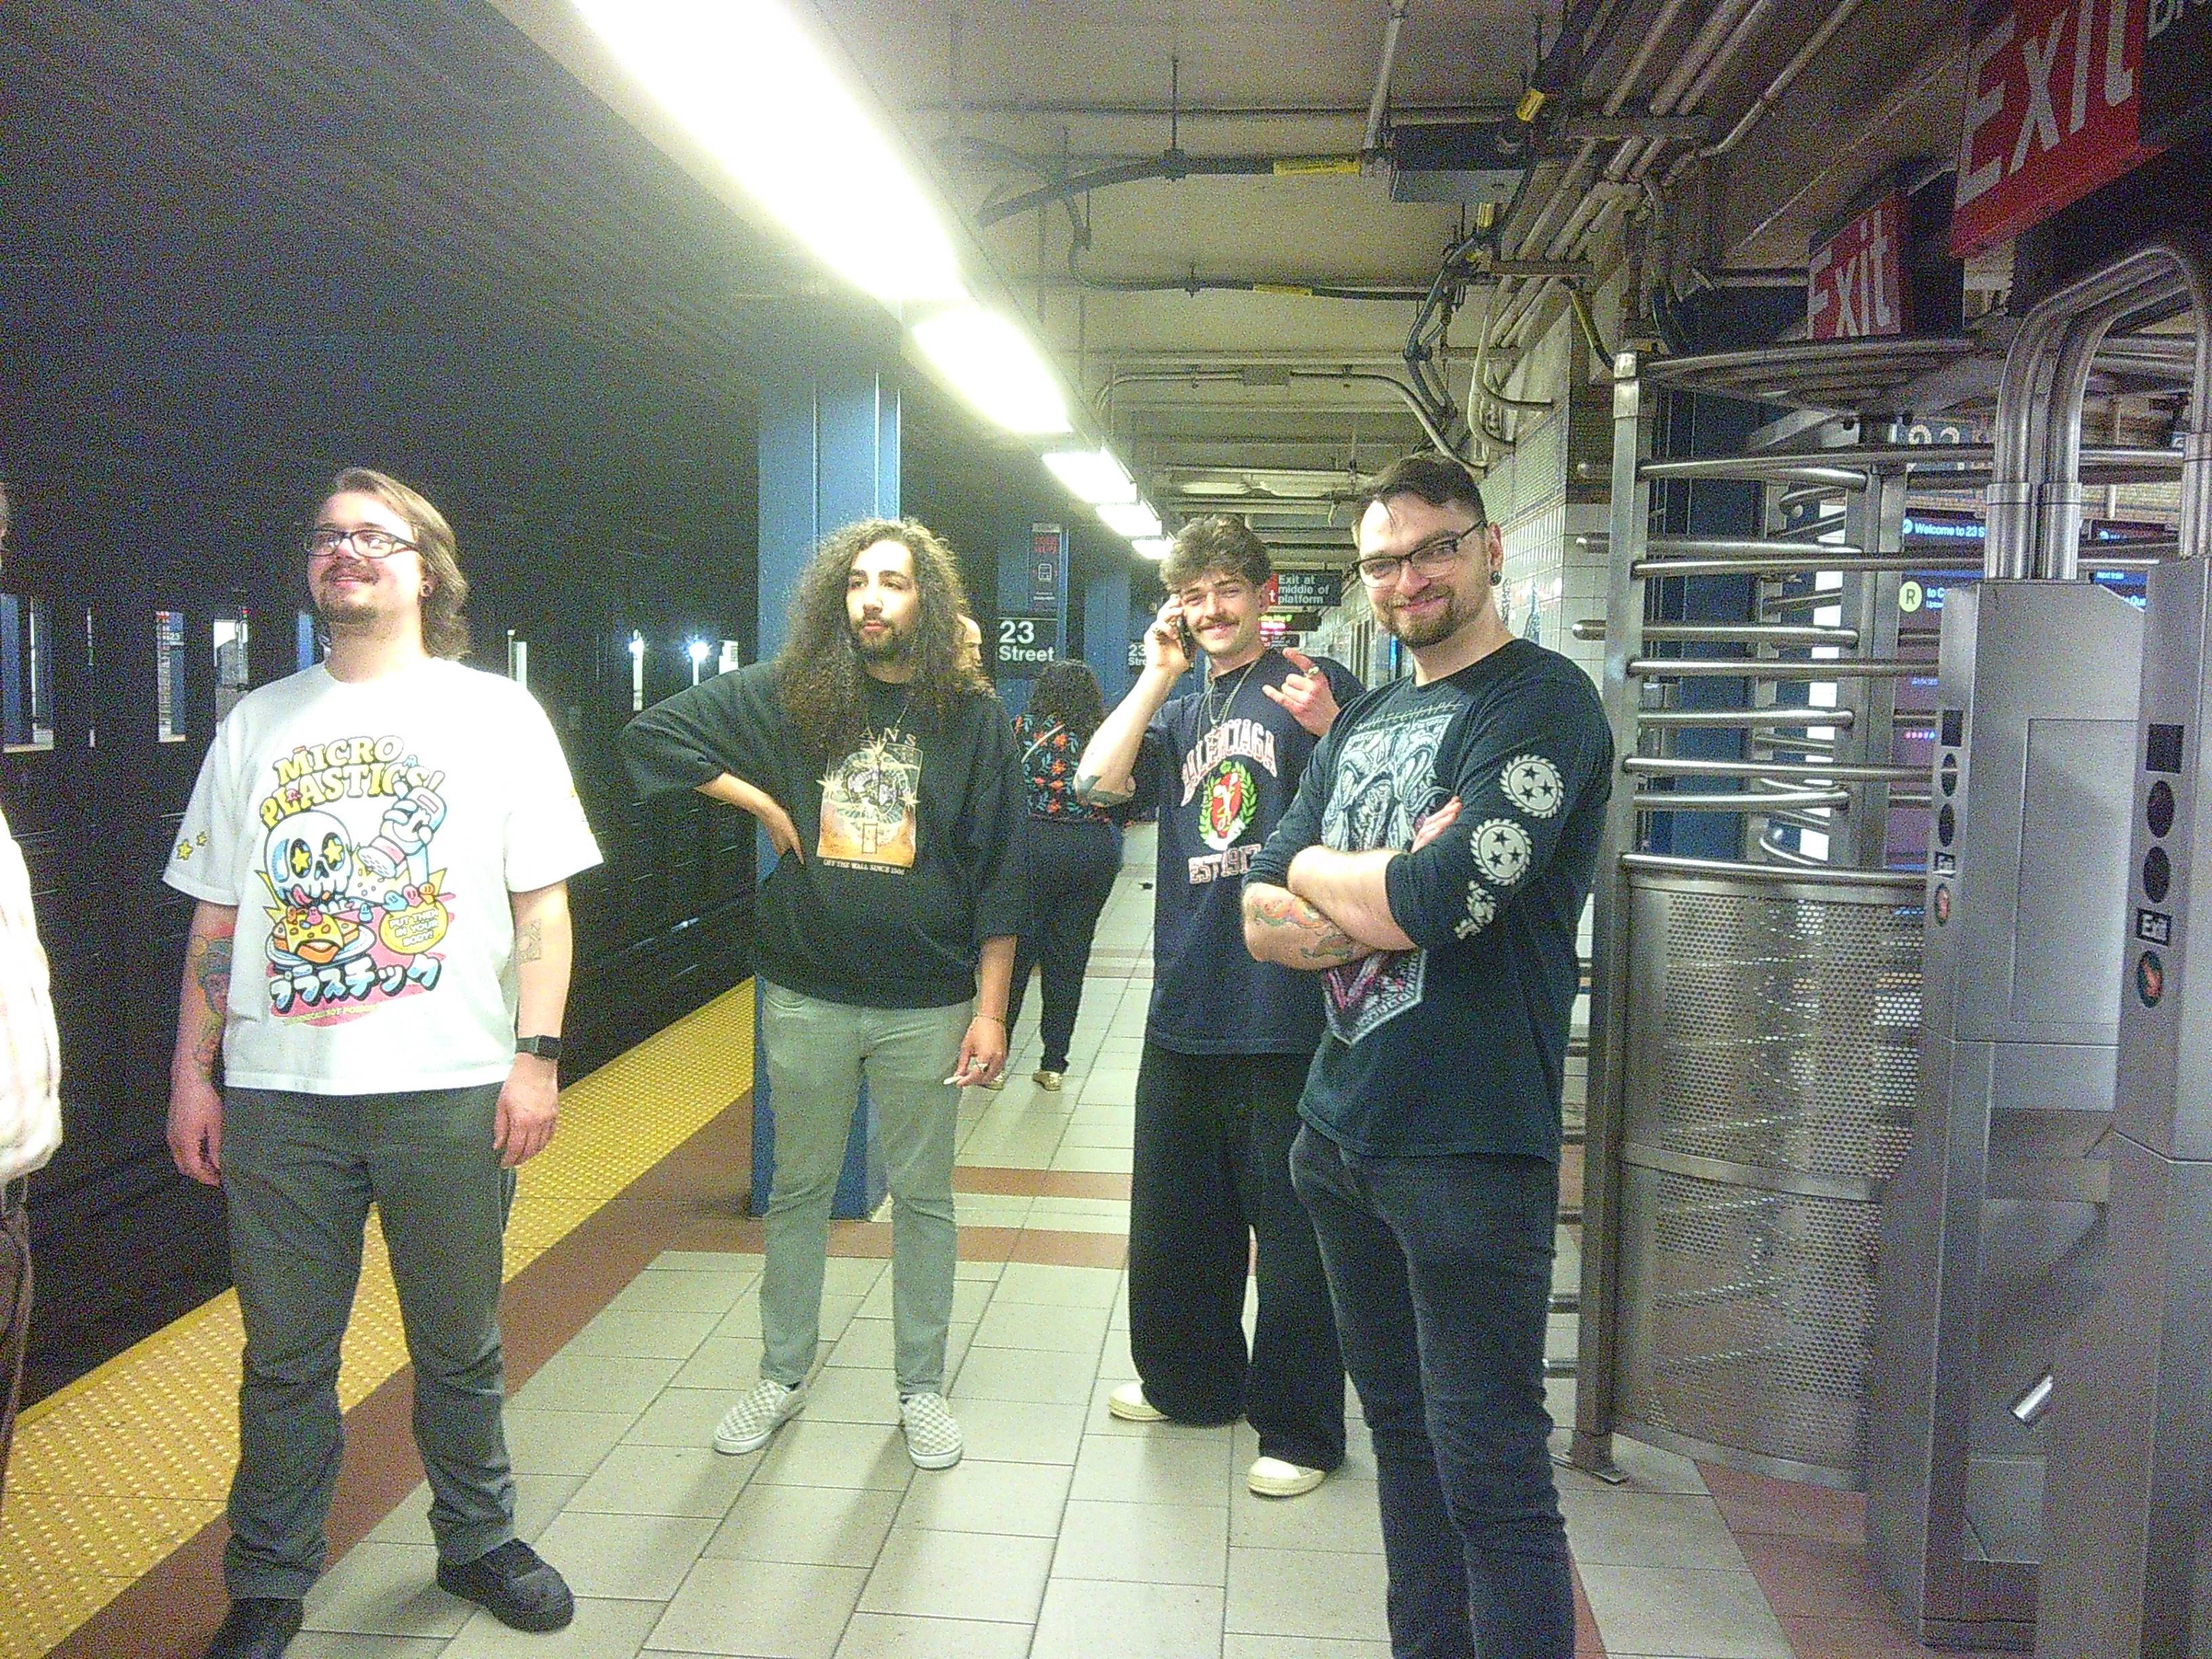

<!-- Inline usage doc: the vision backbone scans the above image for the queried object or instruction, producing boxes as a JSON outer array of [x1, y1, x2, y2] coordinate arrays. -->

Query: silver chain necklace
[[1202, 653, 1264, 728]]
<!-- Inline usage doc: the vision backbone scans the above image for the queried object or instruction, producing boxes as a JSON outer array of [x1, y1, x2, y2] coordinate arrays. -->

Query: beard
[[851, 616, 912, 665], [313, 571, 384, 630], [1376, 586, 1471, 648]]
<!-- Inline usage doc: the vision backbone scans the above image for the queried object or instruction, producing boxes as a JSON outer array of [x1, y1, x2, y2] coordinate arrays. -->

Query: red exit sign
[[1809, 193, 1908, 339], [1951, 0, 2163, 256]]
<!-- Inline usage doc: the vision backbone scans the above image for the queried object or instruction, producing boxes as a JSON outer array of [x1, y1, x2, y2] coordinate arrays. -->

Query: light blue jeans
[[756, 981, 966, 1393]]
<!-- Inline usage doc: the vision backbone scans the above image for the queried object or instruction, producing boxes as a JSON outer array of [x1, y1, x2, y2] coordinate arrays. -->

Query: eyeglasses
[[1355, 524, 1482, 587], [304, 526, 416, 560]]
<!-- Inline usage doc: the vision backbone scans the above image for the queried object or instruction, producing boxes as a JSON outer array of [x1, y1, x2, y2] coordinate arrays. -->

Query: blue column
[[1082, 559, 1134, 704], [752, 311, 899, 1218]]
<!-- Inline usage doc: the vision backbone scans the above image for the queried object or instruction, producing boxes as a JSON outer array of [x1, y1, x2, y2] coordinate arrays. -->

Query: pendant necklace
[[1202, 652, 1264, 729]]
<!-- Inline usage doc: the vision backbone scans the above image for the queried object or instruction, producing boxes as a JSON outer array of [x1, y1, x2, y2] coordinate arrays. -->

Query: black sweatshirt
[[619, 663, 1028, 1010]]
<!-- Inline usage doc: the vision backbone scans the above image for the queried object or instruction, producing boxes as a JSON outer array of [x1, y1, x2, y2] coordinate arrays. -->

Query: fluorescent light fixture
[[909, 304, 1073, 435], [569, 0, 965, 305], [1042, 447, 1136, 505], [1097, 500, 1163, 539], [1132, 537, 1173, 560]]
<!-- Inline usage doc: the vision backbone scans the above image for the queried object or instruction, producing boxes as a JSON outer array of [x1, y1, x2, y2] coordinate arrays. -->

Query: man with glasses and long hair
[[1076, 512, 1359, 1499], [620, 518, 1025, 1474], [165, 468, 601, 1658], [1244, 451, 1611, 1659]]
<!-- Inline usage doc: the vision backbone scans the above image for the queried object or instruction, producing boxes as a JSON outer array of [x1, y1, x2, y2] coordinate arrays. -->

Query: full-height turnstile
[[1867, 239, 2211, 1649], [1572, 332, 2184, 1497], [2033, 243, 2212, 1659]]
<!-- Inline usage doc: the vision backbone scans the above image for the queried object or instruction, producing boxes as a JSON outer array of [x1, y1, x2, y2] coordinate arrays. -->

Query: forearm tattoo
[[516, 919, 545, 963], [1248, 888, 1367, 966], [188, 935, 232, 1072]]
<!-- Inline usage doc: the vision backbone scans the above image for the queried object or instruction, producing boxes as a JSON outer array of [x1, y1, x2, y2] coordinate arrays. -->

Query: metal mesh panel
[[1617, 1165, 1882, 1472], [1624, 882, 1923, 1183]]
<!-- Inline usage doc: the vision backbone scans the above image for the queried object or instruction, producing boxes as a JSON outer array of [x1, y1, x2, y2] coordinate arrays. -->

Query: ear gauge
[[1491, 568, 1504, 586]]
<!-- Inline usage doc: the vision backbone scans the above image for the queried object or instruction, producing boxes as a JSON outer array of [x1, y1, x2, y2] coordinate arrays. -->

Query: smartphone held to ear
[[1176, 615, 1196, 658]]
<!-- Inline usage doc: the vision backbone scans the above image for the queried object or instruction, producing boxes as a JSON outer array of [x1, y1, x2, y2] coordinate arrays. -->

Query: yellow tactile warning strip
[[0, 983, 754, 1659]]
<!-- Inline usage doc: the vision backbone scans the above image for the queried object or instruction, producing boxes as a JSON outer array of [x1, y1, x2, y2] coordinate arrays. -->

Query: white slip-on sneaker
[[713, 1378, 806, 1456], [1107, 1380, 1166, 1422], [1248, 1454, 1328, 1498]]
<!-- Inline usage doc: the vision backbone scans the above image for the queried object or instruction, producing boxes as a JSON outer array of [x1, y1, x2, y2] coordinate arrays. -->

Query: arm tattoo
[[1073, 769, 1133, 806], [516, 919, 545, 964], [190, 1012, 224, 1072], [1249, 888, 1367, 966], [188, 935, 232, 1073]]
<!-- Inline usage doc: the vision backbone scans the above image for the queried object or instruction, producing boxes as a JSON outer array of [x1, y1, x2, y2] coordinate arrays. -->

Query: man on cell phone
[[1075, 512, 1360, 1498]]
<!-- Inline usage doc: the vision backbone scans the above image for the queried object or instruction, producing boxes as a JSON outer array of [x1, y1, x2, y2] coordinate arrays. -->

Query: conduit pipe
[[1494, 0, 1778, 349], [1691, 0, 1865, 169], [1362, 1, 1410, 155]]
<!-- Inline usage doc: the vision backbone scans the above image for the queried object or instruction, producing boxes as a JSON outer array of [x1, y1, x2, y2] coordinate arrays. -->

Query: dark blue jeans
[[1290, 1125, 1572, 1659]]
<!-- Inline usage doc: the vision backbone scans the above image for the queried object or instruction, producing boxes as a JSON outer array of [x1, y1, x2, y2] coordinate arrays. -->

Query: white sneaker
[[1248, 1455, 1327, 1498], [899, 1391, 964, 1469], [713, 1379, 805, 1455], [1107, 1381, 1166, 1422]]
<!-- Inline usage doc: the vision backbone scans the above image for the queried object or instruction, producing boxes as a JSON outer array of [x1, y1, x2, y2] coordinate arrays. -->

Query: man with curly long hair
[[621, 518, 1025, 1473]]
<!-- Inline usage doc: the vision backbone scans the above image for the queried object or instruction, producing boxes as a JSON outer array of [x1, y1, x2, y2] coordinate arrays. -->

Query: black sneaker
[[435, 1538, 575, 1632], [203, 1597, 303, 1659]]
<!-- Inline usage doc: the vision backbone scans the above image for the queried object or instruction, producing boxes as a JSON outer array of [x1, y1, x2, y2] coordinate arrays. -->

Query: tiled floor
[[39, 825, 1961, 1658]]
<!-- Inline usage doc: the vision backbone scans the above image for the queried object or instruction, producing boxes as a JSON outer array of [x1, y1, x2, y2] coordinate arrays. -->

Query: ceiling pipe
[[1684, 0, 1865, 176], [1494, 0, 1778, 348], [1362, 1, 1410, 155], [975, 150, 1361, 228], [1486, 0, 1696, 369], [1061, 252, 1426, 300]]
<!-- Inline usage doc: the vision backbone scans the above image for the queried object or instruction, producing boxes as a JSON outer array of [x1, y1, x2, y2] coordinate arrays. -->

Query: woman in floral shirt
[[1002, 660, 1122, 1090]]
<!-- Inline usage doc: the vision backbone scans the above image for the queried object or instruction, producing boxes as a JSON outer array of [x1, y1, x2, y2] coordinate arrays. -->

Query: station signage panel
[[1029, 523, 1065, 609], [1950, 0, 2161, 255], [995, 613, 1061, 676], [2142, 0, 2212, 146], [1808, 192, 1908, 340], [1271, 569, 1346, 610]]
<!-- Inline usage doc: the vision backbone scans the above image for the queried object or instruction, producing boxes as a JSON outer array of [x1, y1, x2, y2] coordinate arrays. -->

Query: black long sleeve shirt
[[620, 663, 1028, 1010]]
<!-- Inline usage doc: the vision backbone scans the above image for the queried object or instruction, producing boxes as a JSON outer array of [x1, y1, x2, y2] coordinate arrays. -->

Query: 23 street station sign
[[1951, 0, 2163, 255]]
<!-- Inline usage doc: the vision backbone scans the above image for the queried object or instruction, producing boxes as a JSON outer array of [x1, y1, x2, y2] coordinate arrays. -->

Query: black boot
[[203, 1597, 303, 1659], [436, 1538, 575, 1632]]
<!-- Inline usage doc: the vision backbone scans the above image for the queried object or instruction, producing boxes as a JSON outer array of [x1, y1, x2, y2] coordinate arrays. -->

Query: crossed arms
[[1242, 799, 1460, 971]]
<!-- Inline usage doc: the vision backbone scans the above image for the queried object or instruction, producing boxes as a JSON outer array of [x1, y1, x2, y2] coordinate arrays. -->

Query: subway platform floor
[[6, 825, 1950, 1658]]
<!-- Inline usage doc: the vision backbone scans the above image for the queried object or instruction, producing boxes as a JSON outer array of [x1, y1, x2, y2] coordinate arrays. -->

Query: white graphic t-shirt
[[163, 659, 602, 1094]]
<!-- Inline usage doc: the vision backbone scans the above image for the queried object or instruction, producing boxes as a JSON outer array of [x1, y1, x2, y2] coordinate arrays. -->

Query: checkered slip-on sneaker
[[714, 1378, 806, 1456], [899, 1390, 964, 1469]]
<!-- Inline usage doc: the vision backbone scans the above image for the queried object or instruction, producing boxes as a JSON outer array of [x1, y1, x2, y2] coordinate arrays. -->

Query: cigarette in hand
[[944, 1058, 983, 1085]]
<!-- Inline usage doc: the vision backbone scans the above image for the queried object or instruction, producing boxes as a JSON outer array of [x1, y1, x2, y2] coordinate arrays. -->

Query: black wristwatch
[[515, 1035, 563, 1061]]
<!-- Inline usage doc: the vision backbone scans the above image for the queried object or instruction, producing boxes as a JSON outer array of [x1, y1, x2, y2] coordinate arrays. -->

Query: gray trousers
[[220, 1083, 516, 1597], [756, 982, 966, 1394]]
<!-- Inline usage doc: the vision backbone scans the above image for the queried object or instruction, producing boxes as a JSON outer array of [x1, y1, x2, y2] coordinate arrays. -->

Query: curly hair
[[310, 467, 473, 659], [1025, 659, 1106, 747], [1160, 512, 1272, 592], [775, 517, 989, 761]]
